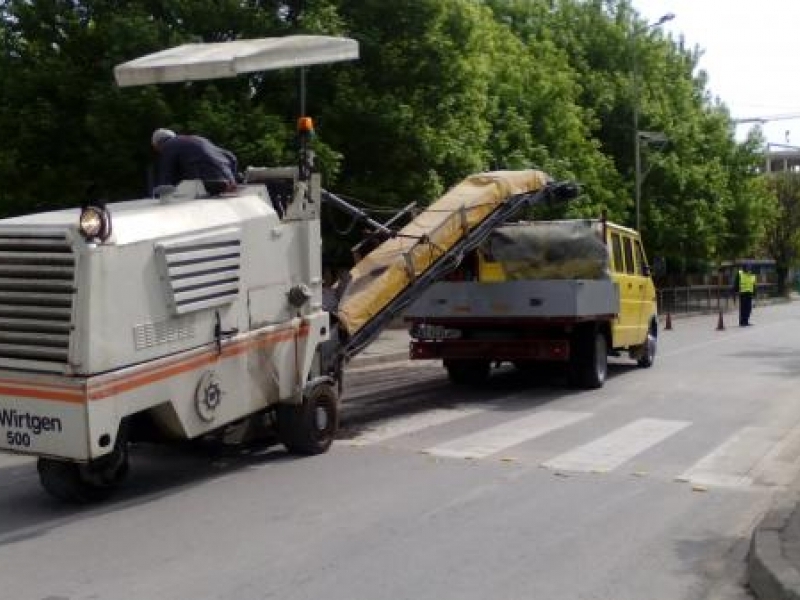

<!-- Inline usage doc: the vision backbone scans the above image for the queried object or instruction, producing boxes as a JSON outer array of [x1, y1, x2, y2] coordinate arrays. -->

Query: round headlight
[[79, 206, 111, 241], [79, 208, 103, 237]]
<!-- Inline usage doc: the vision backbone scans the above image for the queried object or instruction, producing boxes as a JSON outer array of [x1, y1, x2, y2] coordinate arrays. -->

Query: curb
[[748, 493, 800, 600]]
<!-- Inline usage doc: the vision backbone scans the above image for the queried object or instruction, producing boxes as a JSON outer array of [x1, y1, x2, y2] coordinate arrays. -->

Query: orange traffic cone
[[716, 309, 725, 331], [665, 312, 672, 330]]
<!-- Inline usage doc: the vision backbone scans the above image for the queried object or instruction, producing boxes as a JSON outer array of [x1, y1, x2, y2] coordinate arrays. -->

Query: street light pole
[[633, 12, 675, 232]]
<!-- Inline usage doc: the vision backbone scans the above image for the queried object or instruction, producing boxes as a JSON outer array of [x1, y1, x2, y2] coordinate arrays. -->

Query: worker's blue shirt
[[156, 135, 237, 187]]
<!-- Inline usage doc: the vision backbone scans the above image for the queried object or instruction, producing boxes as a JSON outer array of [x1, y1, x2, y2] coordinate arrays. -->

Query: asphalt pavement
[[346, 307, 800, 600]]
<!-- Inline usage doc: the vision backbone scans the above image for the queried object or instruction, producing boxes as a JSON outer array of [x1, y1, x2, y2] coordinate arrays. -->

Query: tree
[[317, 0, 528, 264], [763, 171, 800, 295], [486, 0, 768, 277], [484, 0, 627, 220], [0, 0, 778, 282], [0, 0, 346, 216]]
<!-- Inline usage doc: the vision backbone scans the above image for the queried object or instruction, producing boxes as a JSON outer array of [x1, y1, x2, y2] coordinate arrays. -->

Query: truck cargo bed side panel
[[404, 280, 619, 320]]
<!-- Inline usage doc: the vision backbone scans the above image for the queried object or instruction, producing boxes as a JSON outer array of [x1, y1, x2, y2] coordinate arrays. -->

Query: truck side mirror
[[652, 256, 666, 277]]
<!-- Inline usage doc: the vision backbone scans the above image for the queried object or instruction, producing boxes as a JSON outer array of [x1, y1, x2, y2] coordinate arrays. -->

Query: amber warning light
[[297, 116, 315, 134]]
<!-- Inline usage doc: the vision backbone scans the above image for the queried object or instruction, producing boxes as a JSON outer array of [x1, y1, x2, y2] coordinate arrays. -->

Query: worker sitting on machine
[[151, 128, 238, 196]]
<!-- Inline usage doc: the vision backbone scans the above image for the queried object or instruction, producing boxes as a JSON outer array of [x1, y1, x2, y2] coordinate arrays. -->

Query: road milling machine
[[0, 36, 577, 502]]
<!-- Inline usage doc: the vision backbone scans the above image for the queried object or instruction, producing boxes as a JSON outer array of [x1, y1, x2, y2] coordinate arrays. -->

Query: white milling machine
[[0, 37, 360, 502]]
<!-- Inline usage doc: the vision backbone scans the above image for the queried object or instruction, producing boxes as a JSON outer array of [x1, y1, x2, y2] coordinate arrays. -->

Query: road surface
[[2, 301, 800, 599]]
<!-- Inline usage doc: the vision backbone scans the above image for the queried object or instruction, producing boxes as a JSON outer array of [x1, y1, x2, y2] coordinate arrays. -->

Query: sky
[[632, 0, 800, 148]]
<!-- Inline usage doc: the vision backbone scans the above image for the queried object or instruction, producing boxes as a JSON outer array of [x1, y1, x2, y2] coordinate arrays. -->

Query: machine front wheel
[[277, 383, 339, 455]]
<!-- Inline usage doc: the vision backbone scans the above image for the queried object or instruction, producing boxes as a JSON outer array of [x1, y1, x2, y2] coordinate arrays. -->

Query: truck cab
[[604, 221, 657, 350]]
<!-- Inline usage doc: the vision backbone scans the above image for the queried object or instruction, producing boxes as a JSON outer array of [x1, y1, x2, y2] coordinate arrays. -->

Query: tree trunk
[[776, 264, 789, 296]]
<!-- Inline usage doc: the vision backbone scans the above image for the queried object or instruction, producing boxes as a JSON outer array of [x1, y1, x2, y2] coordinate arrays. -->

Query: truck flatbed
[[404, 279, 619, 322]]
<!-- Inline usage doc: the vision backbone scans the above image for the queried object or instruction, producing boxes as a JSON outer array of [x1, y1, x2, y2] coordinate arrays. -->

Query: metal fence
[[657, 284, 778, 315]]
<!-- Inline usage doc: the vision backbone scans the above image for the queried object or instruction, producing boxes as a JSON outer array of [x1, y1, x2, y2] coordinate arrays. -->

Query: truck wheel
[[514, 360, 542, 373], [444, 359, 490, 385], [569, 327, 607, 389], [277, 383, 338, 455], [635, 323, 658, 368], [37, 434, 130, 504]]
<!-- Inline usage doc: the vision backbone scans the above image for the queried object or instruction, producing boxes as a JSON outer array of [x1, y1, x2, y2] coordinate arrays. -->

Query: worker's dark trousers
[[739, 292, 753, 325]]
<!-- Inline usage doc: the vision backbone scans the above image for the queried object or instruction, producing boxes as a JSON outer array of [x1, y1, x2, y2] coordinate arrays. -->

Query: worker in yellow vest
[[733, 264, 757, 326]]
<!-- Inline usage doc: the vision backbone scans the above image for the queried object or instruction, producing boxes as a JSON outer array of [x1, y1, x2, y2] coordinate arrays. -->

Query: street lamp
[[633, 12, 675, 232]]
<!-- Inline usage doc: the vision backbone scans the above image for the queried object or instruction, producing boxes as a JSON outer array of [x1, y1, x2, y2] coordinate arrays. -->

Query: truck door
[[609, 231, 639, 347], [633, 238, 656, 338]]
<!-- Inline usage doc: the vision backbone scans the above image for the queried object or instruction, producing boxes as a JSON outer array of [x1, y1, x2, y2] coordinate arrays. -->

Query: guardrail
[[657, 284, 778, 315]]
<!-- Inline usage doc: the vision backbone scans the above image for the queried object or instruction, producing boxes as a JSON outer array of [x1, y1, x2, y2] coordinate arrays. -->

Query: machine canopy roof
[[114, 35, 359, 87]]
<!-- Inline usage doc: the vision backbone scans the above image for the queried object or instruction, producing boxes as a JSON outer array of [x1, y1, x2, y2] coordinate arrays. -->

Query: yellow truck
[[404, 218, 658, 388]]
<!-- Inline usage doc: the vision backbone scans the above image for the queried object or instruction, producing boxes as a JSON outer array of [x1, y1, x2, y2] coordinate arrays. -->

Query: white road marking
[[751, 418, 800, 486], [349, 407, 485, 446], [677, 426, 778, 488], [424, 410, 592, 459], [543, 418, 690, 473]]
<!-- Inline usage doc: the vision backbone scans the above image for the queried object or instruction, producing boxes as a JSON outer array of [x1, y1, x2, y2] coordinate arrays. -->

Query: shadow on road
[[339, 360, 639, 439], [0, 441, 297, 545], [0, 358, 642, 542]]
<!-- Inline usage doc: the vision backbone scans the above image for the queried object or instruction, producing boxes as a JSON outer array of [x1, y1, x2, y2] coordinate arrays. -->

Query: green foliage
[[0, 0, 339, 215], [487, 0, 767, 273], [328, 0, 498, 205], [763, 171, 800, 293], [0, 0, 775, 278]]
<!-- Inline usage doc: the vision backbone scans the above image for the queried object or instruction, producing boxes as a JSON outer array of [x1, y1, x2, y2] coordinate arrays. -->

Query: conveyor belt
[[336, 170, 576, 360]]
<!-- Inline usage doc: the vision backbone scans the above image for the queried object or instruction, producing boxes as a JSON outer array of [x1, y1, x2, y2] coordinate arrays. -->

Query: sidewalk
[[341, 306, 800, 599], [749, 476, 800, 600], [739, 297, 800, 599]]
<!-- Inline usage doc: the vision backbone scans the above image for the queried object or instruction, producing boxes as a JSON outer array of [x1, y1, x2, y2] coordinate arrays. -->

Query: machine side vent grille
[[0, 230, 75, 372], [156, 229, 242, 315], [134, 317, 196, 350]]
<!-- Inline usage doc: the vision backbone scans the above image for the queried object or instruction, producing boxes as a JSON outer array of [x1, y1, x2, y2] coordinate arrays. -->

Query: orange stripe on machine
[[0, 383, 85, 404], [0, 325, 310, 405]]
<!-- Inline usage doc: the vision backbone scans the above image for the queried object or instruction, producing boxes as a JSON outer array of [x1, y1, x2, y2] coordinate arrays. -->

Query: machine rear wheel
[[277, 383, 339, 455], [444, 359, 490, 385], [37, 436, 130, 504]]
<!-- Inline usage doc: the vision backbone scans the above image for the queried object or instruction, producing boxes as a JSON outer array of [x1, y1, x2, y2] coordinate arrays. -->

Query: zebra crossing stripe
[[424, 410, 592, 460], [677, 426, 777, 488], [751, 419, 800, 487], [349, 407, 485, 446], [543, 418, 690, 473]]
